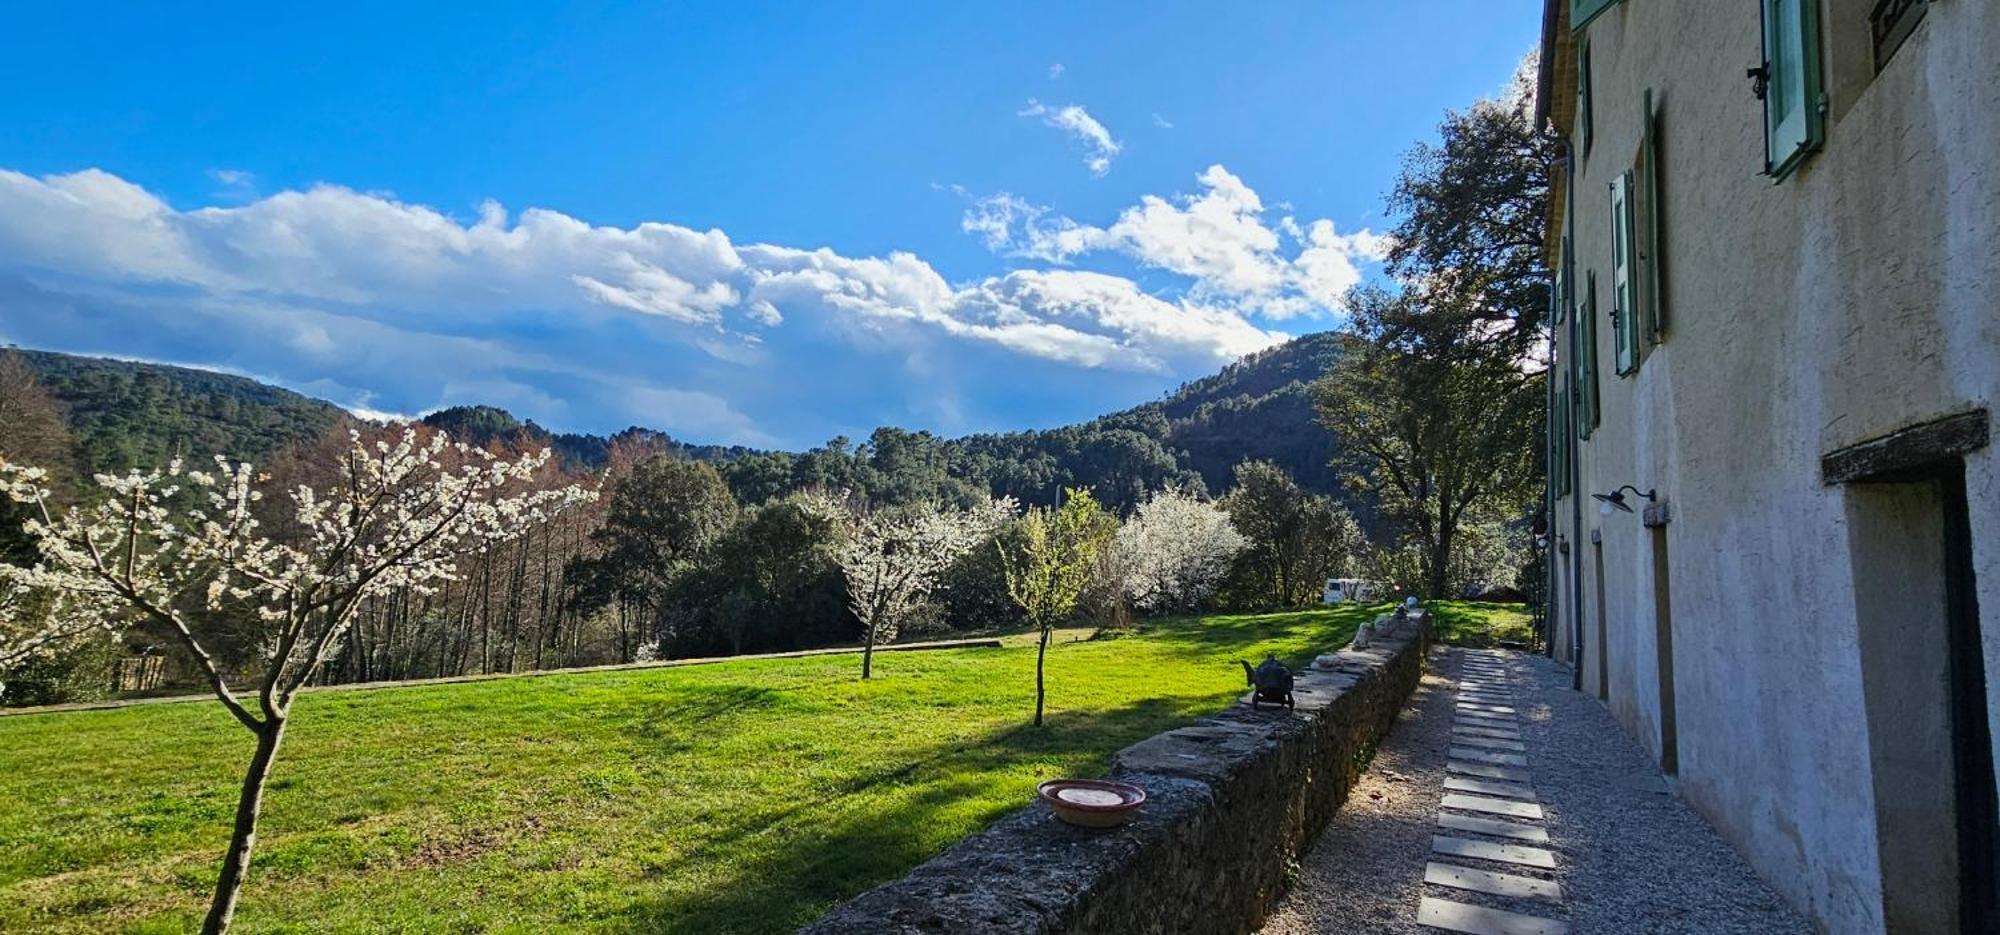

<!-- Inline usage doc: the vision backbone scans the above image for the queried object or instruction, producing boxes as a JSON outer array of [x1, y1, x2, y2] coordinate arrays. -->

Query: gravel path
[[1260, 647, 1811, 934], [1260, 659, 1457, 932]]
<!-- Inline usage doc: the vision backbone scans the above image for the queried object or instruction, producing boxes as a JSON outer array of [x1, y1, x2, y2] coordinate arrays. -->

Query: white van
[[1322, 578, 1379, 605]]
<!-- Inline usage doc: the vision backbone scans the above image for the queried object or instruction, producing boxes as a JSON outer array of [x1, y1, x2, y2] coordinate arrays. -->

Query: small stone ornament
[[1240, 653, 1295, 710]]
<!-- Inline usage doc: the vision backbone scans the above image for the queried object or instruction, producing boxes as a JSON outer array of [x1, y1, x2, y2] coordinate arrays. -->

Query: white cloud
[[1018, 99, 1122, 176], [0, 168, 1288, 444], [1048, 63, 1065, 79], [1152, 113, 1174, 129], [962, 165, 1389, 320]]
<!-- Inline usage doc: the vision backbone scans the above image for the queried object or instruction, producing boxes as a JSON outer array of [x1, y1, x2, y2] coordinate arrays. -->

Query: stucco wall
[[1550, 2, 1999, 931], [800, 622, 1427, 934]]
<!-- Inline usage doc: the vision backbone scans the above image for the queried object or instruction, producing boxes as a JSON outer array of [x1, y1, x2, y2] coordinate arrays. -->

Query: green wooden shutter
[[1610, 173, 1639, 375], [1577, 42, 1594, 158], [1552, 238, 1569, 325], [1553, 386, 1572, 497], [1576, 273, 1600, 438], [1573, 0, 1620, 31], [1760, 0, 1824, 178], [1640, 89, 1665, 342]]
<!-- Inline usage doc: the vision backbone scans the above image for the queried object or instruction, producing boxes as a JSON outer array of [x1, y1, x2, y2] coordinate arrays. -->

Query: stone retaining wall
[[802, 615, 1428, 935]]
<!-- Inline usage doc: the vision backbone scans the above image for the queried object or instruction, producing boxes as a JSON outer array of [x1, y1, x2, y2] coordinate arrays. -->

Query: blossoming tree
[[837, 497, 1012, 678], [0, 429, 594, 934], [1114, 488, 1245, 613]]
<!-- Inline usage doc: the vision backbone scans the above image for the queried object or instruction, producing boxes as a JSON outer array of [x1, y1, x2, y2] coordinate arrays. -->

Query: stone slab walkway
[[1258, 647, 1809, 935]]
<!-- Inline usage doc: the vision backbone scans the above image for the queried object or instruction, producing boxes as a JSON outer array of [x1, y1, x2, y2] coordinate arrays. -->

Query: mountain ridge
[[16, 331, 1350, 506]]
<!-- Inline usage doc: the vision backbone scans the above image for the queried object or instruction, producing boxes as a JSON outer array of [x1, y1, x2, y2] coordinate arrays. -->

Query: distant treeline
[[15, 331, 1355, 516]]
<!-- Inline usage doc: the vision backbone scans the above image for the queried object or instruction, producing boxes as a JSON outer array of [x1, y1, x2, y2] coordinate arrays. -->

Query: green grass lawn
[[1428, 600, 1537, 648], [0, 604, 1376, 934]]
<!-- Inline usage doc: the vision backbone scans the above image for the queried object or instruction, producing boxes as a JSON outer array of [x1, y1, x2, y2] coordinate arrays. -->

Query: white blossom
[[0, 428, 595, 716], [836, 497, 1014, 671], [1114, 488, 1244, 613]]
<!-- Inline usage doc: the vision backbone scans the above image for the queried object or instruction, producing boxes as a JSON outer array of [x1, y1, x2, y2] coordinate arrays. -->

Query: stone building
[[1535, 0, 1996, 930]]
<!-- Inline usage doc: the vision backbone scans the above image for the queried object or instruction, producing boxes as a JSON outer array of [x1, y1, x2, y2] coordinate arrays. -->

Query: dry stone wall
[[801, 614, 1428, 935]]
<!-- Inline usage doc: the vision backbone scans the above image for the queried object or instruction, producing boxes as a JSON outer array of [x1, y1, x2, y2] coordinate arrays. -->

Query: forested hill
[[17, 350, 351, 475], [14, 331, 1352, 507], [1123, 330, 1352, 493]]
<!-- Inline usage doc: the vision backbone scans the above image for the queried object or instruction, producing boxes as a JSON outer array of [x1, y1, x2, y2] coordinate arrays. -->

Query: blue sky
[[0, 2, 1539, 449]]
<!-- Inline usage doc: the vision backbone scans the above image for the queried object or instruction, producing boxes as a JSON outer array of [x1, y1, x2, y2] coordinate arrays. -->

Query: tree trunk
[[202, 715, 287, 935], [1427, 521, 1455, 599], [861, 624, 875, 679], [1033, 624, 1051, 727]]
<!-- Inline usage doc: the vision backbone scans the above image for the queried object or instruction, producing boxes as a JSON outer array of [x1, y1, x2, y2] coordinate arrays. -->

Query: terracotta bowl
[[1038, 779, 1147, 828]]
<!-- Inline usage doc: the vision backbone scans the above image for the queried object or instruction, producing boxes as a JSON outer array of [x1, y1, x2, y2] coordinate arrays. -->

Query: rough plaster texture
[[1546, 3, 1999, 932], [799, 622, 1428, 934]]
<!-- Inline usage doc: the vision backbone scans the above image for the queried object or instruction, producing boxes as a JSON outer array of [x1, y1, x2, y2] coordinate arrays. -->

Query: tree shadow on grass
[[605, 696, 1198, 935], [610, 684, 786, 756], [1126, 604, 1382, 670]]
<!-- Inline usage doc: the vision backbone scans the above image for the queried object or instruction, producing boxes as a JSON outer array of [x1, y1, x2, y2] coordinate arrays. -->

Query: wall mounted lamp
[[1592, 485, 1657, 516]]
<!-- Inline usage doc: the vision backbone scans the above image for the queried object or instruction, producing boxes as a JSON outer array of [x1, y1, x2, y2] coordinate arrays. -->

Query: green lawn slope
[[1427, 600, 1536, 648], [0, 605, 1376, 934]]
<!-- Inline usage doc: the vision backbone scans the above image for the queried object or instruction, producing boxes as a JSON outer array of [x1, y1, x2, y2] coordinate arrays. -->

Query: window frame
[[1759, 0, 1826, 180], [1574, 272, 1601, 438]]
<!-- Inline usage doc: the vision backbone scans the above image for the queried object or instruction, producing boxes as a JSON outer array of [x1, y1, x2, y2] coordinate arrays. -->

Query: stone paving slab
[[1452, 735, 1527, 752], [1425, 861, 1564, 901], [1438, 812, 1551, 843], [1455, 711, 1517, 724], [1444, 776, 1538, 800], [1458, 695, 1513, 705], [1417, 896, 1568, 935], [1456, 704, 1518, 715], [1433, 835, 1559, 869], [1441, 793, 1545, 820], [1449, 747, 1530, 767], [1452, 725, 1524, 741], [1448, 760, 1533, 783]]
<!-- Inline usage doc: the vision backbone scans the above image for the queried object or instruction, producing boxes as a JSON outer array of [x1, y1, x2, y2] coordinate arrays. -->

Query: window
[[1577, 41, 1594, 159], [1553, 386, 1572, 497], [1552, 237, 1570, 325], [1759, 0, 1826, 179], [1573, 0, 1621, 30], [1639, 89, 1666, 342], [1610, 172, 1641, 375], [1573, 273, 1601, 438], [1870, 0, 1928, 69]]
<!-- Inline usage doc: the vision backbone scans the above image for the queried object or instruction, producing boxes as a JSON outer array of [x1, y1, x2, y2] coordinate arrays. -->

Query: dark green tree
[[589, 456, 738, 653], [1376, 58, 1555, 360], [1221, 461, 1359, 607], [1314, 293, 1543, 599]]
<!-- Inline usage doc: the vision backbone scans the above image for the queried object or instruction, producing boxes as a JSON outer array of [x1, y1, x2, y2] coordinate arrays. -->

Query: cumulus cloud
[[0, 167, 1290, 445], [962, 165, 1389, 320], [1018, 99, 1122, 176]]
